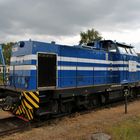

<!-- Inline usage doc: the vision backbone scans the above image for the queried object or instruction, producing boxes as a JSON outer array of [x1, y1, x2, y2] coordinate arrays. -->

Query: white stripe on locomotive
[[10, 55, 140, 71], [11, 55, 138, 65]]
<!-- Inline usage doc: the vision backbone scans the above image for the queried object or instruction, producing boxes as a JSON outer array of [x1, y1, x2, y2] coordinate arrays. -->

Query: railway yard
[[1, 0, 140, 139], [0, 100, 140, 140]]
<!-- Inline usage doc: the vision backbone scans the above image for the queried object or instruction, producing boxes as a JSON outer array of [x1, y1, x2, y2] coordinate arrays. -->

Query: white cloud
[[0, 0, 140, 53]]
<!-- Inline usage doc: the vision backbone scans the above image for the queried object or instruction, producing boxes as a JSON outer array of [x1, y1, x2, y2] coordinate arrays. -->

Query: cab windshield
[[118, 46, 127, 54], [118, 46, 137, 55]]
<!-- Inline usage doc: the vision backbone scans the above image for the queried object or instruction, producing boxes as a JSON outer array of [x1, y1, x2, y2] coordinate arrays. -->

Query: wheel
[[61, 102, 73, 114], [84, 95, 101, 110], [51, 100, 59, 114], [100, 93, 109, 105], [84, 99, 93, 110]]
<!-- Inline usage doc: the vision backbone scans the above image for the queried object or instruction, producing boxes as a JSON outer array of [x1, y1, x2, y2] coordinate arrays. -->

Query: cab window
[[102, 41, 117, 52], [108, 43, 117, 52], [131, 48, 137, 56], [118, 46, 127, 54]]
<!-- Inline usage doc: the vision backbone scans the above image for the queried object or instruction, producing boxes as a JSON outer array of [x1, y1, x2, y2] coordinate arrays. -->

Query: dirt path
[[0, 109, 13, 119], [1, 100, 140, 140]]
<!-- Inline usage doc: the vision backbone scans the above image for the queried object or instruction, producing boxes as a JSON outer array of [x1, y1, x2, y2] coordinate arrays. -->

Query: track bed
[[0, 96, 139, 138], [0, 117, 30, 137]]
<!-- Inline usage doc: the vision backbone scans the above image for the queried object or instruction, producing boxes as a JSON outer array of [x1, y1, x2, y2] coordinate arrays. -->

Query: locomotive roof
[[16, 40, 134, 52], [116, 42, 133, 48], [100, 40, 133, 48]]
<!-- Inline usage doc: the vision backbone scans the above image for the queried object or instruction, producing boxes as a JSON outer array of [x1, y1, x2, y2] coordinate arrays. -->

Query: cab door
[[108, 44, 118, 84], [101, 41, 118, 84], [38, 53, 56, 88], [108, 52, 113, 83]]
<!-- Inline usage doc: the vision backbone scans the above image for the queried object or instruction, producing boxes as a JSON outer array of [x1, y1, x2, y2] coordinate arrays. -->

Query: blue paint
[[9, 40, 139, 90]]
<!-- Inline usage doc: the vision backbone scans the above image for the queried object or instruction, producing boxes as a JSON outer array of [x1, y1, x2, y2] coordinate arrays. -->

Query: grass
[[106, 116, 140, 140]]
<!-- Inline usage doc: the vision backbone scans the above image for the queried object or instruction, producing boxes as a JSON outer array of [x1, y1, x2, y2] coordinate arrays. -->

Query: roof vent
[[51, 41, 56, 44]]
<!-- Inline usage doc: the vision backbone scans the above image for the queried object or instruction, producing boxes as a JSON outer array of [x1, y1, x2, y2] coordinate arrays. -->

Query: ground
[[1, 100, 140, 140], [0, 109, 13, 119]]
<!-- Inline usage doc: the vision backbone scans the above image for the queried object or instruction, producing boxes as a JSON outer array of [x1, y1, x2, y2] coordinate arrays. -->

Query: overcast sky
[[0, 0, 140, 51]]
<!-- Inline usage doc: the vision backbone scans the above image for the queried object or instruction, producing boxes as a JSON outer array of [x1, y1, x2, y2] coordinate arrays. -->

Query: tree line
[[2, 42, 13, 65]]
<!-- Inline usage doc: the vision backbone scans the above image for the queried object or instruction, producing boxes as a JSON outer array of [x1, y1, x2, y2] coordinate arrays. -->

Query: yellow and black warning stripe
[[11, 91, 39, 120], [14, 105, 34, 120], [22, 91, 39, 109]]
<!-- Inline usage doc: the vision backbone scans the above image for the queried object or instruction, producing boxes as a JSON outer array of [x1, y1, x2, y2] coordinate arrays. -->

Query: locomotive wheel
[[100, 93, 109, 105], [51, 100, 59, 114], [61, 102, 72, 114], [132, 88, 138, 98], [92, 96, 101, 107], [84, 99, 93, 110], [84, 95, 100, 110], [129, 88, 138, 99]]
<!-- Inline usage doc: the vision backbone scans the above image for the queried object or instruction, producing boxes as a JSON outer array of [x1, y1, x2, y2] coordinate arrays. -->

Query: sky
[[0, 0, 140, 51]]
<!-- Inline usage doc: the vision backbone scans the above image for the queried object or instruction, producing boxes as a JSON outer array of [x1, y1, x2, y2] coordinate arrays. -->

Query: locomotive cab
[[100, 40, 138, 84]]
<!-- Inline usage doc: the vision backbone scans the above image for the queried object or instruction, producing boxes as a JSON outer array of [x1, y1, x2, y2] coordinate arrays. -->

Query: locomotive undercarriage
[[37, 84, 139, 120], [0, 83, 139, 121]]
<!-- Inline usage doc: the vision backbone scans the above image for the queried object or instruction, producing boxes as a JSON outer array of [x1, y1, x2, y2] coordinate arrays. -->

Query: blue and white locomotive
[[0, 40, 139, 120]]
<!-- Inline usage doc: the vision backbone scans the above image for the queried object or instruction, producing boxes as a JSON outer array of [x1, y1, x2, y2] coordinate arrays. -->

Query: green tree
[[2, 42, 14, 65], [79, 28, 102, 45]]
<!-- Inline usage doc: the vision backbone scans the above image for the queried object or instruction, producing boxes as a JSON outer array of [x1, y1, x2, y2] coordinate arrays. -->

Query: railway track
[[0, 96, 139, 138], [0, 117, 30, 137]]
